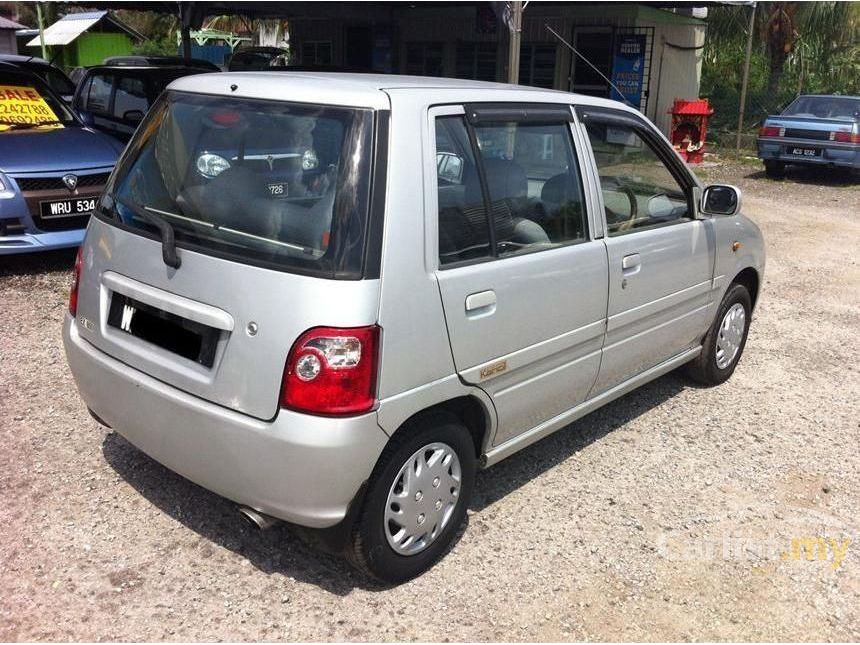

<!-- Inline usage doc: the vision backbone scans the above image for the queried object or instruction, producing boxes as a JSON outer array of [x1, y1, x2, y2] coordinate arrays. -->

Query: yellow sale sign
[[0, 84, 63, 131]]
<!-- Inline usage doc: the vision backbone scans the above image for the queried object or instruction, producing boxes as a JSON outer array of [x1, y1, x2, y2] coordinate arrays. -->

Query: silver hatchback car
[[64, 73, 765, 582]]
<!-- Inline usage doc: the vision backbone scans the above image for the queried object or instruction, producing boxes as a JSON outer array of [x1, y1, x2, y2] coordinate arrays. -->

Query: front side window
[[435, 112, 587, 266], [583, 120, 690, 235], [85, 74, 113, 114], [102, 92, 375, 278]]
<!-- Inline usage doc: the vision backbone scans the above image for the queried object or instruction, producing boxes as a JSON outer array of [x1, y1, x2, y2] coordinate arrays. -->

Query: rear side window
[[113, 76, 148, 119], [102, 91, 375, 278], [435, 112, 586, 267]]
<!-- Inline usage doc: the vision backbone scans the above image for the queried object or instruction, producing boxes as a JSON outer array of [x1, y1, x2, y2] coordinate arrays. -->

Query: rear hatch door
[[74, 89, 381, 420]]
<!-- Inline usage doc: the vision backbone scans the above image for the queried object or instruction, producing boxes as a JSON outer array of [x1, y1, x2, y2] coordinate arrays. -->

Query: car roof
[[795, 94, 860, 100], [0, 53, 52, 66], [86, 65, 211, 75], [168, 72, 634, 114]]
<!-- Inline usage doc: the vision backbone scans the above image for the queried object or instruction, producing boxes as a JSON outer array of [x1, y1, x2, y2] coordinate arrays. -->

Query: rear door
[[430, 104, 608, 447], [577, 107, 715, 393]]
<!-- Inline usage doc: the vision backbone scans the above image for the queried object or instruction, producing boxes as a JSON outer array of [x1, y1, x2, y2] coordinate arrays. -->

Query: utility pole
[[736, 3, 757, 151], [35, 2, 47, 60], [507, 1, 523, 84]]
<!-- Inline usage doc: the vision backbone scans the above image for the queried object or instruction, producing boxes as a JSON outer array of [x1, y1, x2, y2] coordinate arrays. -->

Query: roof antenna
[[544, 23, 637, 109]]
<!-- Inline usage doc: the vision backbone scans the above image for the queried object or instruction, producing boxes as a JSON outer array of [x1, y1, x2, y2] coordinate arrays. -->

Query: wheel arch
[[381, 394, 493, 463], [731, 266, 760, 311]]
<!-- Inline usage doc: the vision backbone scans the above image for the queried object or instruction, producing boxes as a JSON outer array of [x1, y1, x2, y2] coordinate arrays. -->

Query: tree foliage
[[702, 2, 860, 131]]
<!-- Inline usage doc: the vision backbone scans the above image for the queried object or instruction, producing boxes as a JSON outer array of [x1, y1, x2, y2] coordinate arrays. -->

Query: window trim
[[428, 103, 594, 272], [575, 105, 697, 238]]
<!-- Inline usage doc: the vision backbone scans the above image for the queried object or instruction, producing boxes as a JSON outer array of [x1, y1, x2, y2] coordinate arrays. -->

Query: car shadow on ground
[[470, 372, 687, 512], [101, 371, 689, 593], [745, 165, 859, 187], [0, 248, 77, 277]]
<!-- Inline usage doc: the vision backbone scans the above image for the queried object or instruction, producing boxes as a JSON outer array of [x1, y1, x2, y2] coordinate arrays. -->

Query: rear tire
[[764, 160, 785, 178], [686, 283, 752, 386], [348, 413, 476, 583]]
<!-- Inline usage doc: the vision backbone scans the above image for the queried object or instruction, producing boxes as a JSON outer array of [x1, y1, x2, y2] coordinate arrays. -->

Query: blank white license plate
[[39, 197, 97, 219]]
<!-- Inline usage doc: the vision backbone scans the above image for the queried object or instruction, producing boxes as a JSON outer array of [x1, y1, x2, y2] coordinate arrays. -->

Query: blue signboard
[[610, 35, 646, 109]]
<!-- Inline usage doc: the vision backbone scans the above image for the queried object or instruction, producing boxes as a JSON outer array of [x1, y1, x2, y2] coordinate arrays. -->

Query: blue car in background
[[757, 94, 860, 178], [0, 63, 122, 255]]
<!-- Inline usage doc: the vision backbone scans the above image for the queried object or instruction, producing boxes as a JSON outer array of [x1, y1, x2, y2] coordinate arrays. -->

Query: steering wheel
[[600, 176, 638, 232]]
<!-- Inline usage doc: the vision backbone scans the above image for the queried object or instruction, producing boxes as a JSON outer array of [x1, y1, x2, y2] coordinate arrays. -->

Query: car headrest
[[465, 158, 528, 204]]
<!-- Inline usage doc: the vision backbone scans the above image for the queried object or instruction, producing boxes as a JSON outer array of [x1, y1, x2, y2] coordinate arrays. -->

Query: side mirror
[[123, 109, 145, 124], [701, 184, 741, 217]]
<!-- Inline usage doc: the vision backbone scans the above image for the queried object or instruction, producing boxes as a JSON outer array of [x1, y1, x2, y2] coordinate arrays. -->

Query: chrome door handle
[[465, 290, 497, 313], [621, 253, 641, 274]]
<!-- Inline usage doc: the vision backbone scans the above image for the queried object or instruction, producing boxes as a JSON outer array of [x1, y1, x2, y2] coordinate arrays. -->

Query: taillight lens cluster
[[832, 131, 860, 144], [759, 126, 784, 137], [281, 325, 380, 416], [68, 247, 83, 316]]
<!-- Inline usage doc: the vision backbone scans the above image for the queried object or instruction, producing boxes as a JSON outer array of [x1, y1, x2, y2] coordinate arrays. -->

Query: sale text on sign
[[0, 85, 63, 130]]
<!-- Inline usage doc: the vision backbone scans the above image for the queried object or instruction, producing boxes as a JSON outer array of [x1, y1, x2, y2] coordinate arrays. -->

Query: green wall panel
[[74, 33, 133, 67]]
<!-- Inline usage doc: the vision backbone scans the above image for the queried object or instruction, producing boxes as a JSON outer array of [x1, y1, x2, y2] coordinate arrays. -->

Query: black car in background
[[73, 65, 213, 142], [226, 47, 289, 71], [0, 54, 76, 103]]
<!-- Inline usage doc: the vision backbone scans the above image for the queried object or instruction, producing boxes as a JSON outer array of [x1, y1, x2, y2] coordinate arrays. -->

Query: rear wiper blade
[[113, 195, 181, 269]]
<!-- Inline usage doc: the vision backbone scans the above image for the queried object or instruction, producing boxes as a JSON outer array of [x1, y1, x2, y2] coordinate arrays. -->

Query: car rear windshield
[[0, 70, 77, 131], [783, 96, 860, 120], [102, 91, 375, 278]]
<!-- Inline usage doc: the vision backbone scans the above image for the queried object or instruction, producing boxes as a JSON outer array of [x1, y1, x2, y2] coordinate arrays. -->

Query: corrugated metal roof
[[0, 16, 27, 30], [25, 11, 107, 46]]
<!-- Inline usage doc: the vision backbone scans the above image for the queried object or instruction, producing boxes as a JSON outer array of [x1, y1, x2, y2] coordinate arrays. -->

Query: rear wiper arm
[[113, 195, 181, 269]]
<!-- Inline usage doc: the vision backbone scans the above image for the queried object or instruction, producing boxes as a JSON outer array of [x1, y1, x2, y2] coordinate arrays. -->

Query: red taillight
[[68, 246, 83, 316], [833, 131, 860, 144], [759, 126, 782, 137], [281, 325, 380, 416]]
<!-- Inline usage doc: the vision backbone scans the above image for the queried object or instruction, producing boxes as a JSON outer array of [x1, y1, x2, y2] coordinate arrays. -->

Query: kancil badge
[[610, 35, 646, 108]]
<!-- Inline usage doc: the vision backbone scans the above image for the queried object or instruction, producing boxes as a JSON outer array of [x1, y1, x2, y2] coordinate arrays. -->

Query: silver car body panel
[[64, 314, 388, 528], [64, 73, 766, 529], [75, 218, 380, 421]]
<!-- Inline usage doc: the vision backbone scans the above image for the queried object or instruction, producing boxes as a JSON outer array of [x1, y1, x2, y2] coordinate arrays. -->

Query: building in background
[[24, 10, 144, 69], [288, 2, 705, 133], [0, 15, 26, 54]]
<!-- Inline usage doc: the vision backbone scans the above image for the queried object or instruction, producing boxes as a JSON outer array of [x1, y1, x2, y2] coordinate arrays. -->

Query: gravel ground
[[1, 157, 858, 641]]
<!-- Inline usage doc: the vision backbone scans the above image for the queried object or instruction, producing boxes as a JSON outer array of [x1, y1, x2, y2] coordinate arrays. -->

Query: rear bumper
[[63, 314, 389, 529], [757, 139, 860, 168], [0, 228, 84, 255]]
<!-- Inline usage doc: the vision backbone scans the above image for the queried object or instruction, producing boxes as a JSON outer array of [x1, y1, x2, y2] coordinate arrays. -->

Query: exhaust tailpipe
[[238, 506, 281, 531]]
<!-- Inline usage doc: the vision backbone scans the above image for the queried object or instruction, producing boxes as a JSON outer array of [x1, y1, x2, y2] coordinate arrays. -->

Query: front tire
[[348, 414, 476, 583], [686, 283, 752, 386]]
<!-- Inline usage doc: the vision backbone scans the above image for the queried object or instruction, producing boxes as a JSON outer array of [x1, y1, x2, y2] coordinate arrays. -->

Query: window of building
[[518, 43, 556, 88], [405, 42, 444, 77], [455, 42, 497, 82], [301, 41, 333, 65]]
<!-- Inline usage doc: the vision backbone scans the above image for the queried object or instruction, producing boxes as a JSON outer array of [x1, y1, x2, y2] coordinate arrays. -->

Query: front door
[[430, 104, 609, 447], [577, 107, 715, 393]]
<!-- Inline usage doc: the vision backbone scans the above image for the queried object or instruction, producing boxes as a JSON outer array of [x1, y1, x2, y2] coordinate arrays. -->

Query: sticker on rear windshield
[[0, 85, 63, 131], [267, 182, 288, 198]]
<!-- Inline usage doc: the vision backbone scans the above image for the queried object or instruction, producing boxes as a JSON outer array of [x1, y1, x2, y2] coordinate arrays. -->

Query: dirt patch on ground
[[1, 156, 858, 640]]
